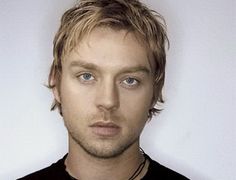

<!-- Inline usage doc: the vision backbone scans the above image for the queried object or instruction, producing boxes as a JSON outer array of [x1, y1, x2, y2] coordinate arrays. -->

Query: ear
[[52, 86, 61, 103], [150, 85, 158, 108], [50, 75, 61, 103]]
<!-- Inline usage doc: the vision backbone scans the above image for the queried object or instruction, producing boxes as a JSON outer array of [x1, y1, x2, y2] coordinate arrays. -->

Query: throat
[[65, 148, 149, 180]]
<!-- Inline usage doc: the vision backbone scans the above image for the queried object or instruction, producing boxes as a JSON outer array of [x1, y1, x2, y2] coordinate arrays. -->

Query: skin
[[53, 27, 155, 180]]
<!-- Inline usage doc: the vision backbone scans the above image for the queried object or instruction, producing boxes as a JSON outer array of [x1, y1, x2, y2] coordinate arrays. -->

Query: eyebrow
[[69, 60, 99, 71], [69, 60, 151, 75]]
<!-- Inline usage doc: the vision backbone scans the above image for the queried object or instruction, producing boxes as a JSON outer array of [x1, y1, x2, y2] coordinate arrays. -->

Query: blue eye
[[78, 73, 95, 81], [123, 77, 139, 86]]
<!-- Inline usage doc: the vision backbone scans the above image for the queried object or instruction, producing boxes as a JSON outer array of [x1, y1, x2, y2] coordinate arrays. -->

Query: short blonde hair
[[48, 0, 169, 119]]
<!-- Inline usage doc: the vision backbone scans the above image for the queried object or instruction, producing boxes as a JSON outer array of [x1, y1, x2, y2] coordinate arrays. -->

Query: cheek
[[120, 87, 153, 120], [59, 76, 95, 117]]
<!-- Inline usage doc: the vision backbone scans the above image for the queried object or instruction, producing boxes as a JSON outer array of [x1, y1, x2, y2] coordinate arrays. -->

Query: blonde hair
[[48, 0, 169, 118]]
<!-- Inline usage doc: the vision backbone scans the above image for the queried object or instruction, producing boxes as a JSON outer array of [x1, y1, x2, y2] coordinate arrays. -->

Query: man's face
[[54, 27, 154, 158]]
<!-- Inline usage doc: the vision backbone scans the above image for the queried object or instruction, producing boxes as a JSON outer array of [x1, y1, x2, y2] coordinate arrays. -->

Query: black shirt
[[18, 154, 189, 179]]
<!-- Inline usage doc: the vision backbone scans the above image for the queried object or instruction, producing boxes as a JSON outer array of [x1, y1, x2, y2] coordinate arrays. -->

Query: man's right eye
[[77, 73, 95, 82]]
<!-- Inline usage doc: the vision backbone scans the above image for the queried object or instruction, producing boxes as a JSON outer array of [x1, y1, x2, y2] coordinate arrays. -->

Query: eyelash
[[76, 73, 140, 88], [121, 77, 140, 88], [77, 73, 95, 83]]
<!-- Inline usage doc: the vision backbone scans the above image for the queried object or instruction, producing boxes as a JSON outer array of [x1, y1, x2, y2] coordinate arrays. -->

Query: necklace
[[68, 148, 147, 180], [128, 148, 147, 180]]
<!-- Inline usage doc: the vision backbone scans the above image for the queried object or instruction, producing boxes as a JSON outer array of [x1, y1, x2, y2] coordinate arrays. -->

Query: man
[[19, 0, 188, 179]]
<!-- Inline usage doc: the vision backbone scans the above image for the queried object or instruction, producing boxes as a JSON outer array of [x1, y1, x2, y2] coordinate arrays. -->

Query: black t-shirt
[[18, 154, 189, 179]]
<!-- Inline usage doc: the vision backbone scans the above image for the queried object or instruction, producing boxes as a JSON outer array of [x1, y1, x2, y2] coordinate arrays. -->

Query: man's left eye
[[123, 77, 139, 86]]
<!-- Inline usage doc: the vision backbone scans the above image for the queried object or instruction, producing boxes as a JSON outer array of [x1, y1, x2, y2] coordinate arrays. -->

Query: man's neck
[[65, 138, 149, 180]]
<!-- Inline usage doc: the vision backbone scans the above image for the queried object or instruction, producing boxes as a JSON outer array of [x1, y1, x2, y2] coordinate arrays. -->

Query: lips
[[89, 122, 121, 137]]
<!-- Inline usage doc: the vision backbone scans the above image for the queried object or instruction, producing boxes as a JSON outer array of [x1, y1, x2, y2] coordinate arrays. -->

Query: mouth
[[89, 122, 121, 137]]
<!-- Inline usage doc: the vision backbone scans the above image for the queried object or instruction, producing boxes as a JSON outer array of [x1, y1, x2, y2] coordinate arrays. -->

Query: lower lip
[[91, 126, 121, 137]]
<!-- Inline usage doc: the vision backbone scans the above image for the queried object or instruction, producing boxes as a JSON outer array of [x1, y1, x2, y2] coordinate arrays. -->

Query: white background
[[0, 0, 235, 179]]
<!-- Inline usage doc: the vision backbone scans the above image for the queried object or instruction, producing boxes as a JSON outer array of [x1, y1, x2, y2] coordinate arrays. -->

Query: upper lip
[[90, 122, 120, 128]]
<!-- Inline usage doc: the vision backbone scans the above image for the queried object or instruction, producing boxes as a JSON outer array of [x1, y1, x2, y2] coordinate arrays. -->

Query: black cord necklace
[[68, 148, 147, 180], [129, 155, 147, 180]]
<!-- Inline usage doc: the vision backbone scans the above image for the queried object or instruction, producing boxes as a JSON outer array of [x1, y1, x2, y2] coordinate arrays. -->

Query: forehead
[[63, 27, 153, 72]]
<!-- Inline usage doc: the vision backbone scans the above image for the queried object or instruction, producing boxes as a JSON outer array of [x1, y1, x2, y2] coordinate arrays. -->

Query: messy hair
[[48, 0, 169, 119]]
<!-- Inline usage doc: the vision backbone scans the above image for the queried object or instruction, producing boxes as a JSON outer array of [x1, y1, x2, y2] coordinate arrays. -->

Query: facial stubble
[[64, 114, 143, 159]]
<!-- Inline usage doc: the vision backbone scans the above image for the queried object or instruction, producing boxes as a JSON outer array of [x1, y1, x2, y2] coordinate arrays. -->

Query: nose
[[95, 79, 120, 112]]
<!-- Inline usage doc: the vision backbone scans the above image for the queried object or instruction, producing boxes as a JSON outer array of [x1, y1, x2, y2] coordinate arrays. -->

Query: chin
[[70, 132, 139, 159]]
